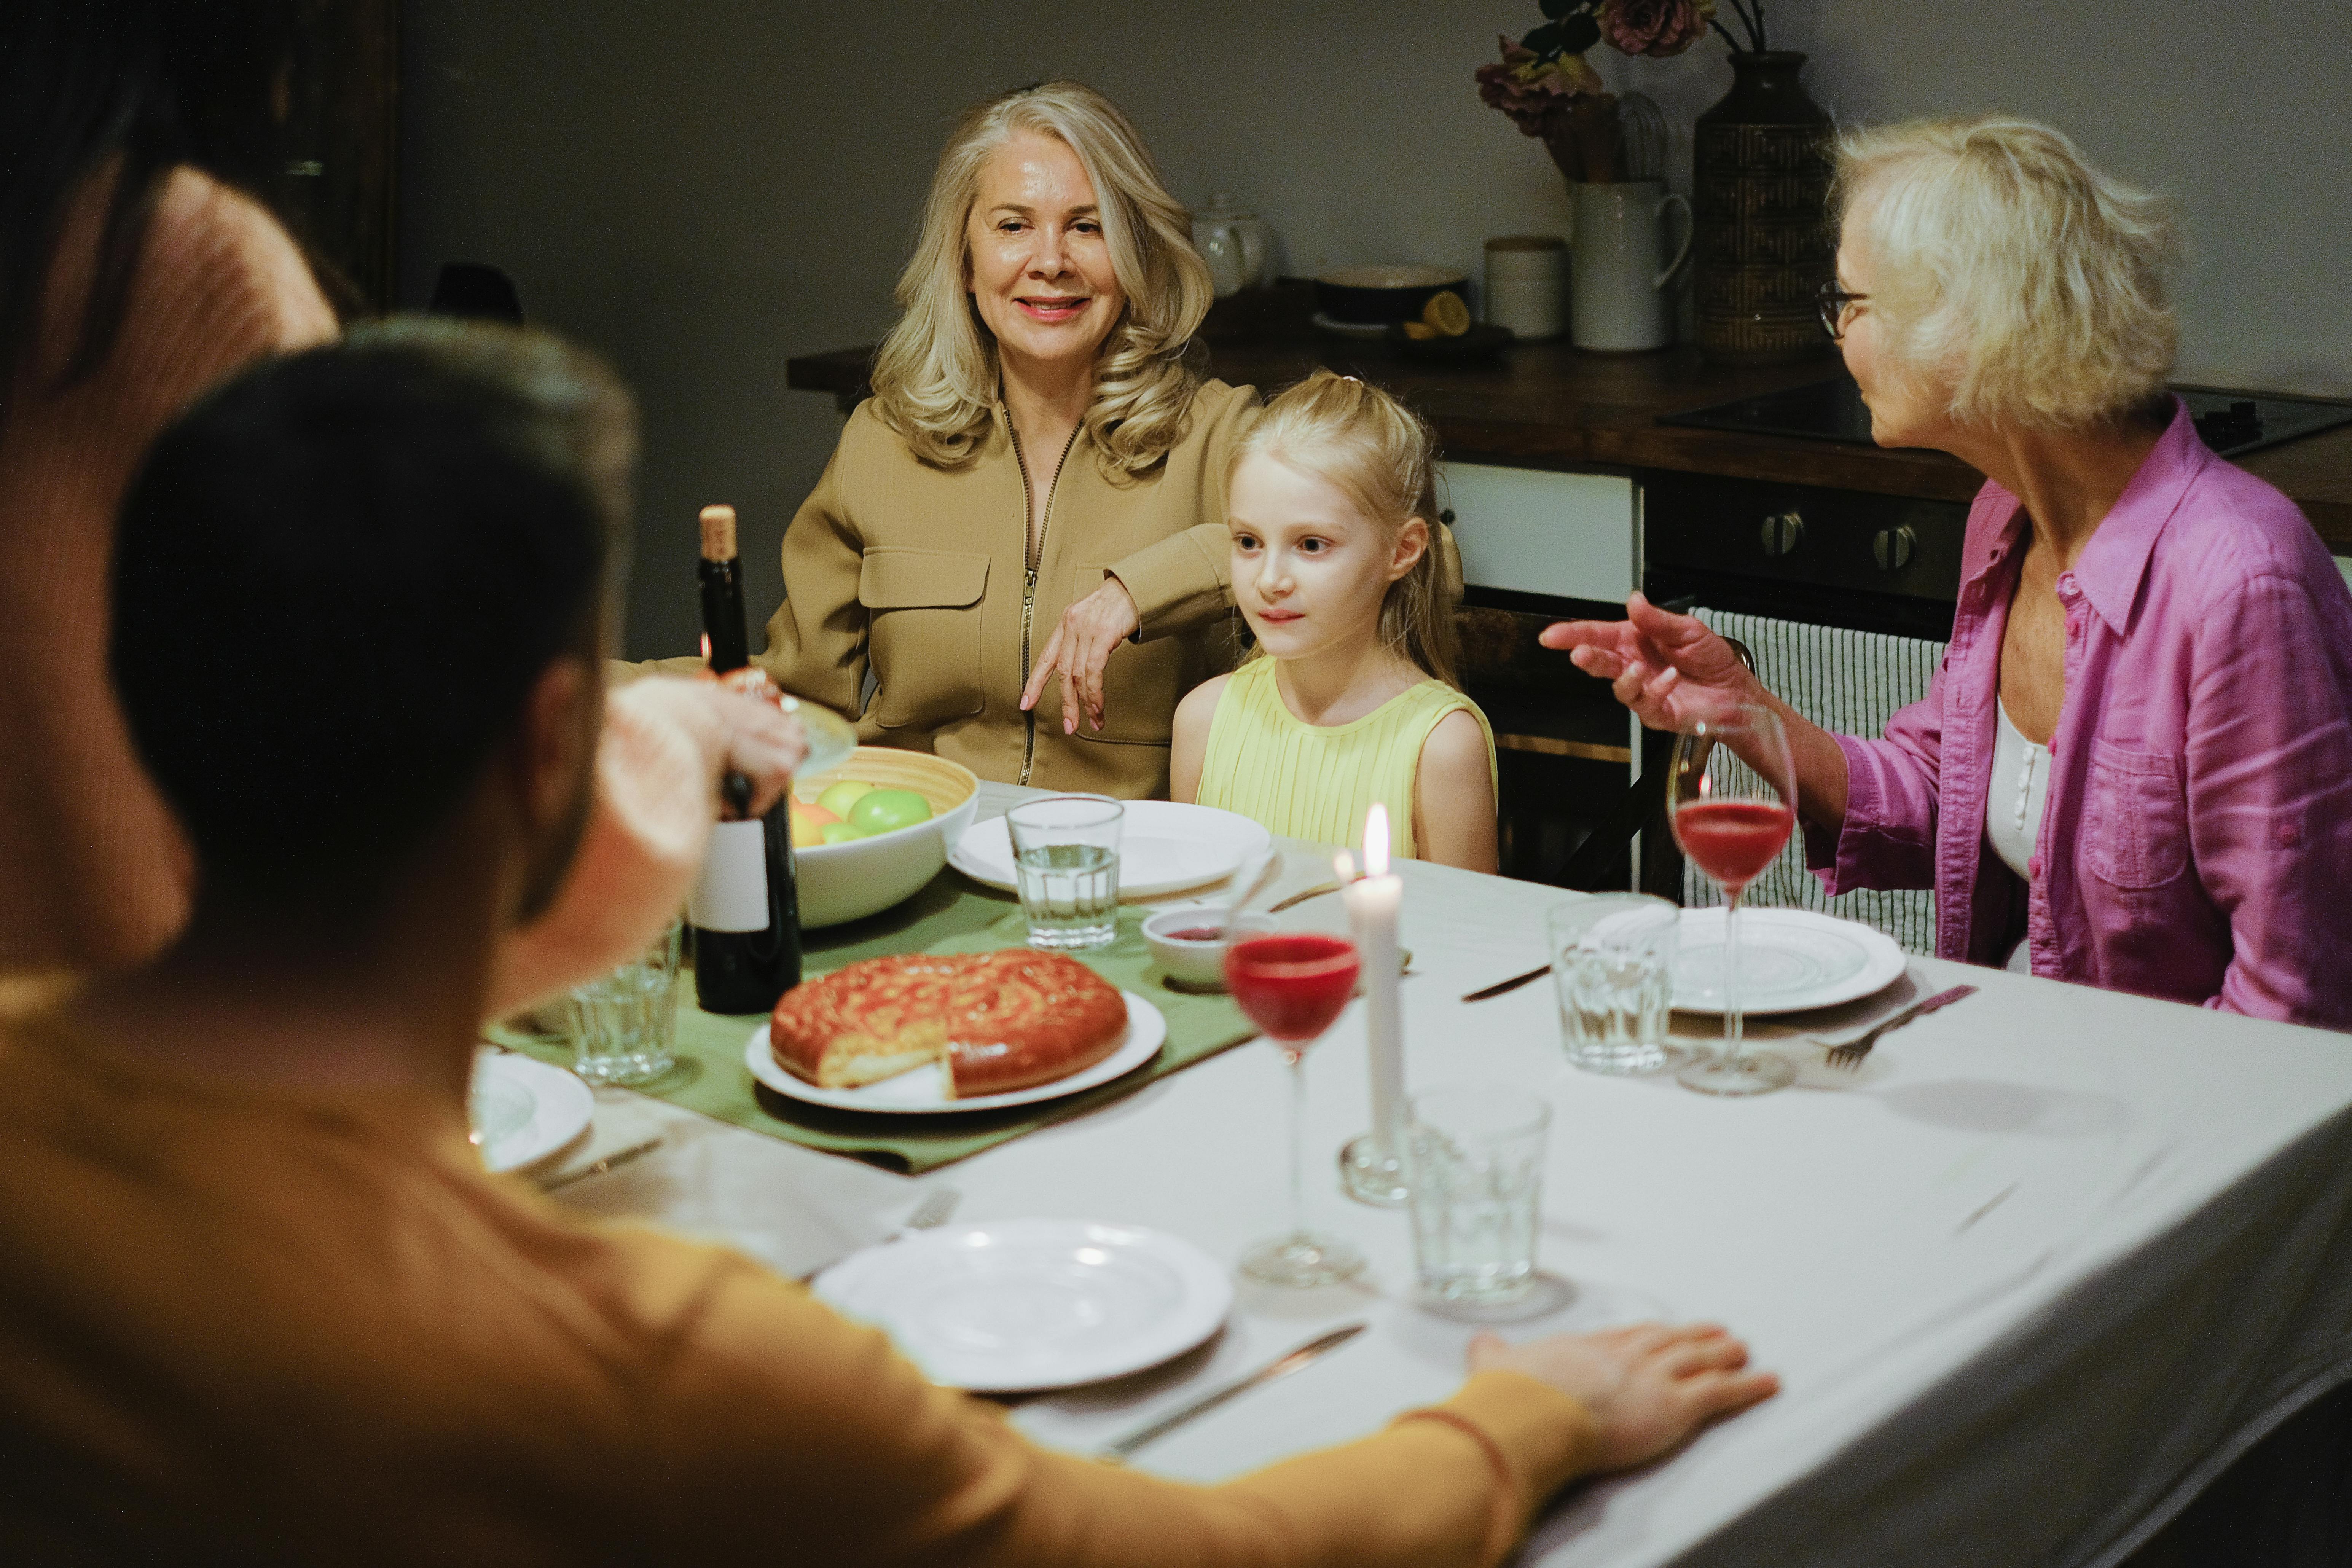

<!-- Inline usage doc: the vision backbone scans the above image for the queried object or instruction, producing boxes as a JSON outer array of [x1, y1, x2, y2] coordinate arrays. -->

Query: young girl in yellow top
[[1172, 371, 1498, 871]]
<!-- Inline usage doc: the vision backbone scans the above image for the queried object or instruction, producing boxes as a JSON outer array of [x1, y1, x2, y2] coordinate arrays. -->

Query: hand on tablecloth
[[1469, 1321, 1777, 1472]]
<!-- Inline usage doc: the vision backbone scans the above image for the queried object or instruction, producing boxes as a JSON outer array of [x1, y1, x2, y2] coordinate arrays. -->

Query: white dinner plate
[[814, 1218, 1233, 1391], [949, 800, 1273, 900], [744, 991, 1166, 1114], [1670, 907, 1907, 1015], [468, 1049, 594, 1173]]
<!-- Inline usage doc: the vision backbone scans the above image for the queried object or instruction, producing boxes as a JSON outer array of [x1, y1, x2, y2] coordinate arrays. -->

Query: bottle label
[[689, 820, 770, 932]]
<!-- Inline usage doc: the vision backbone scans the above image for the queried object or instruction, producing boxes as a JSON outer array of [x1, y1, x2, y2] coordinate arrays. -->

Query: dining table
[[530, 778, 2352, 1568]]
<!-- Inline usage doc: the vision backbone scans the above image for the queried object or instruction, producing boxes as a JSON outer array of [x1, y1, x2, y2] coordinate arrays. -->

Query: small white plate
[[814, 1218, 1233, 1391], [1670, 907, 1907, 1015], [745, 991, 1166, 1114], [950, 800, 1273, 900], [468, 1049, 594, 1172]]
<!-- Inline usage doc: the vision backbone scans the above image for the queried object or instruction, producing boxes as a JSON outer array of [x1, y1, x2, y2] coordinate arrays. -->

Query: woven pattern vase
[[1693, 52, 1834, 364]]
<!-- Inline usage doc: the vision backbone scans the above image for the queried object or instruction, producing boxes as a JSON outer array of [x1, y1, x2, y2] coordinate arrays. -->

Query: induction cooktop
[[1661, 372, 2352, 461]]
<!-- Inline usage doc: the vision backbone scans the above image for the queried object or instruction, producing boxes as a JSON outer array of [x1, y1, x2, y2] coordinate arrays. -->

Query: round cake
[[770, 950, 1129, 1098]]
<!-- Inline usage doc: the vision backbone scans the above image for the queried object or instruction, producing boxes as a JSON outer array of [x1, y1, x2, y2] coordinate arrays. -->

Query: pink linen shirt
[[1810, 400, 2352, 1028]]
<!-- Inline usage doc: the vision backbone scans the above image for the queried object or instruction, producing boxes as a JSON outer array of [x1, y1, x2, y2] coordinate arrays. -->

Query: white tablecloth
[[539, 781, 2352, 1566]]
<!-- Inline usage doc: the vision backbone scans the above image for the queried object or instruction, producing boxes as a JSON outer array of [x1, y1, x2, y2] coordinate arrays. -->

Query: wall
[[399, 2, 2352, 658]]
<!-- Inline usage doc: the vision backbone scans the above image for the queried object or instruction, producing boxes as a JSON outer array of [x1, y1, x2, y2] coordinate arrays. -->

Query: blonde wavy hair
[[868, 82, 1214, 475], [1232, 370, 1461, 688], [1833, 115, 2182, 429]]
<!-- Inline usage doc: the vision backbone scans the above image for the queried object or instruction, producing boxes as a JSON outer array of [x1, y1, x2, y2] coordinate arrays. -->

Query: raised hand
[[1539, 592, 1761, 731], [1468, 1320, 1777, 1472], [1019, 577, 1139, 735]]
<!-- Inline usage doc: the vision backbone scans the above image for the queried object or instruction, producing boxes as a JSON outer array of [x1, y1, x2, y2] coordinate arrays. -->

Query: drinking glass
[[1667, 699, 1799, 1095], [1406, 1084, 1551, 1304], [568, 919, 682, 1085], [1005, 795, 1123, 950], [1547, 894, 1679, 1075], [1225, 934, 1365, 1288]]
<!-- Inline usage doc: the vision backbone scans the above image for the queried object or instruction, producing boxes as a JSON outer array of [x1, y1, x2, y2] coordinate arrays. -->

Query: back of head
[[0, 0, 303, 413], [870, 80, 1212, 475], [1832, 115, 2181, 429], [111, 318, 635, 927], [1236, 369, 1460, 686]]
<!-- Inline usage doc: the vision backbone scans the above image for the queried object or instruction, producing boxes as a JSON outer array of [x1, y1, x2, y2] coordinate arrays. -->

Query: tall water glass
[[568, 920, 682, 1085], [1548, 894, 1679, 1075], [1407, 1084, 1551, 1305], [1005, 795, 1123, 950]]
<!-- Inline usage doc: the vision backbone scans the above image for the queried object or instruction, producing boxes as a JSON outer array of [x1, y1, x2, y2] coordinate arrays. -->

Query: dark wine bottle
[[688, 505, 802, 1014]]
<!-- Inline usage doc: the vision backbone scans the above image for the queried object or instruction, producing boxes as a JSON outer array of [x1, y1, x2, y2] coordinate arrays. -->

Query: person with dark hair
[[0, 321, 1775, 1566], [0, 2, 789, 1010]]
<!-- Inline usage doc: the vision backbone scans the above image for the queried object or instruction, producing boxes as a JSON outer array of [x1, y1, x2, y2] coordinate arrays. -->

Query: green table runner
[[495, 877, 1258, 1173]]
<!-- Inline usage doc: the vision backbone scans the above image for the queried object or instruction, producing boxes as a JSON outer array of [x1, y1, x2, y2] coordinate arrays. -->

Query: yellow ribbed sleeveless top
[[1194, 658, 1497, 858]]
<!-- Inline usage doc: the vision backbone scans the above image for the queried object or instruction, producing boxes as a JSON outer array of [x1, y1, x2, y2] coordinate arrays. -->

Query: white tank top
[[1988, 698, 2051, 973]]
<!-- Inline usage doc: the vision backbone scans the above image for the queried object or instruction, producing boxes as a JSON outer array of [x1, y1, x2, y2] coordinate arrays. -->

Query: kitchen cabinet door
[[1439, 463, 1636, 602]]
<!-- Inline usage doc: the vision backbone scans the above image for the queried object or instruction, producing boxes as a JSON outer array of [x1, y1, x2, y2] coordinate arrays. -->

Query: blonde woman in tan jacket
[[761, 82, 1257, 798]]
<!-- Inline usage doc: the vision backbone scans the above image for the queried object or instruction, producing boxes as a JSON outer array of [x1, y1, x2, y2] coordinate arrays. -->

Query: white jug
[[1192, 193, 1272, 297], [1568, 181, 1694, 352]]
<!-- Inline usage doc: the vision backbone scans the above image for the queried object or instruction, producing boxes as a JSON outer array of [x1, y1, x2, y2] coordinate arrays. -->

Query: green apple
[[819, 821, 867, 845], [816, 779, 876, 818], [847, 788, 932, 835]]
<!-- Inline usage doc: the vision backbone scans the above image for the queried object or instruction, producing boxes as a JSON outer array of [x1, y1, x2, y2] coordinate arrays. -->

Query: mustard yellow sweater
[[0, 1013, 1601, 1565]]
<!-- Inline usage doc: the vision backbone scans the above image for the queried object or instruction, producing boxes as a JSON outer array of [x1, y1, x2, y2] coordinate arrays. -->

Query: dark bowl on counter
[[1314, 265, 1469, 326]]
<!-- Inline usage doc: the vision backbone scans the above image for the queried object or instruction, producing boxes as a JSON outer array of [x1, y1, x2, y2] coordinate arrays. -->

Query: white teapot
[[1191, 193, 1272, 297]]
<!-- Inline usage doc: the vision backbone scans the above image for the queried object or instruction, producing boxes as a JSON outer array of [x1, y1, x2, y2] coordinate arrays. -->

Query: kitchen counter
[[786, 339, 2352, 548]]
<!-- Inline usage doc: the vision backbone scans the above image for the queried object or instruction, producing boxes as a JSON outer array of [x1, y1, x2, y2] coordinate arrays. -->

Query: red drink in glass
[[1225, 934, 1360, 1051], [1673, 800, 1795, 896]]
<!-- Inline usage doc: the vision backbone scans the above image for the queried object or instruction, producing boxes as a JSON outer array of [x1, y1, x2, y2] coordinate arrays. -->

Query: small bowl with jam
[[1143, 906, 1280, 992]]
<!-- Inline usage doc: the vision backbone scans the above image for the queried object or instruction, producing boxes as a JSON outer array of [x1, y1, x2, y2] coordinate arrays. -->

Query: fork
[[1820, 984, 1977, 1070]]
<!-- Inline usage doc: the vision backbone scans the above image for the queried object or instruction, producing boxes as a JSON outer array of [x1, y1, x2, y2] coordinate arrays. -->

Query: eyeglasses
[[1817, 281, 1867, 342]]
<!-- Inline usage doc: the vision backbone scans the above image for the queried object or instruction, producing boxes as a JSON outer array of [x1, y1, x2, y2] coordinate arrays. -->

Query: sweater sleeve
[[487, 679, 721, 1016], [632, 1238, 1599, 1568], [1109, 382, 1259, 643], [755, 432, 870, 715]]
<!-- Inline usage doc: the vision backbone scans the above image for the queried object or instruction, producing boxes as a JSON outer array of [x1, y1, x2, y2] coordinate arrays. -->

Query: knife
[[1267, 881, 1343, 914], [1100, 1322, 1367, 1462], [1462, 962, 1550, 1003]]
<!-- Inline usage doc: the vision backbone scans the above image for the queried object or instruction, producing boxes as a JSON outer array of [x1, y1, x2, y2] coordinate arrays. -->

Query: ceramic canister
[[1484, 236, 1566, 341]]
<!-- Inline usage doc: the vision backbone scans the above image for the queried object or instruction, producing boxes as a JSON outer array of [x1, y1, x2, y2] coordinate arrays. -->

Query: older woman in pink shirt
[[1550, 116, 2352, 1028]]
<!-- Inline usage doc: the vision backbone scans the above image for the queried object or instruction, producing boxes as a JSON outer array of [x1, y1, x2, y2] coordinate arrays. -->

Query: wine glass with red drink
[[1668, 699, 1799, 1096], [1224, 933, 1366, 1287]]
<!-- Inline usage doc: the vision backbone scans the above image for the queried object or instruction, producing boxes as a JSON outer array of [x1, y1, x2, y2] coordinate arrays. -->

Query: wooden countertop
[[785, 339, 2352, 547]]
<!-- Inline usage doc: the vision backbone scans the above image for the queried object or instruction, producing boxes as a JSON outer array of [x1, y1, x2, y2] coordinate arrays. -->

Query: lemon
[[1421, 290, 1471, 337]]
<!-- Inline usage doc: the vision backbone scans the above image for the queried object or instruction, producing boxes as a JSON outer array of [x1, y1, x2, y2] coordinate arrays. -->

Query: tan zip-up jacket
[[760, 380, 1258, 797]]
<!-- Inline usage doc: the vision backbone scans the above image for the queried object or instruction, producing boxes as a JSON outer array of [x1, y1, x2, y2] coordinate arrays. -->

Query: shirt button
[[2057, 574, 2080, 599], [2278, 822, 2304, 848]]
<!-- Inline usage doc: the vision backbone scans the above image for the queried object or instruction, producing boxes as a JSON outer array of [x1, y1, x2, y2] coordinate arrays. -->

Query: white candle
[[1343, 804, 1405, 1157]]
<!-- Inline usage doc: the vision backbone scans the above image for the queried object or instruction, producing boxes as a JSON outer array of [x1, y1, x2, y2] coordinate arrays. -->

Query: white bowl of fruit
[[788, 747, 980, 927]]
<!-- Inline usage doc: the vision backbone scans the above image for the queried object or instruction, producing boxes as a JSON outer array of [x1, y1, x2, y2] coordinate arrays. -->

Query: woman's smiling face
[[1227, 451, 1424, 665], [964, 131, 1125, 380]]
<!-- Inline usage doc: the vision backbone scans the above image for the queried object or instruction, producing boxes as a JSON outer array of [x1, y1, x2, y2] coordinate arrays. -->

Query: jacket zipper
[[1012, 417, 1081, 787]]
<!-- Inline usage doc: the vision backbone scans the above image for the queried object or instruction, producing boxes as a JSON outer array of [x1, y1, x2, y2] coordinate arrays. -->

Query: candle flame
[[1364, 803, 1390, 878], [700, 632, 712, 666]]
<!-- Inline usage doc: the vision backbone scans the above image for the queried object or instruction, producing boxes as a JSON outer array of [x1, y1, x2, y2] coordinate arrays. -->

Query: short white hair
[[1834, 116, 2182, 429]]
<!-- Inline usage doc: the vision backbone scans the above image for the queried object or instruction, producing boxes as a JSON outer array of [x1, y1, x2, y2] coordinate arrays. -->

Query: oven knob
[[1759, 511, 1805, 556], [1873, 525, 1917, 572]]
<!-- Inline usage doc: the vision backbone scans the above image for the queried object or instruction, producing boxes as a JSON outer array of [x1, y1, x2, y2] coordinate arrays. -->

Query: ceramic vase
[[1692, 51, 1835, 364]]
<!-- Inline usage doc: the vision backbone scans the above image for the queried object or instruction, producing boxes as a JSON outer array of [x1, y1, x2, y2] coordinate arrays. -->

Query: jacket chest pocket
[[859, 549, 988, 729], [1071, 564, 1185, 746], [2079, 739, 2189, 891]]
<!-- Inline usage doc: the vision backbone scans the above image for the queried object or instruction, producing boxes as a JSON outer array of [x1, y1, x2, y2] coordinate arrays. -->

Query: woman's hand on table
[[1469, 1321, 1778, 1472], [1020, 577, 1139, 735], [1538, 592, 1764, 731]]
